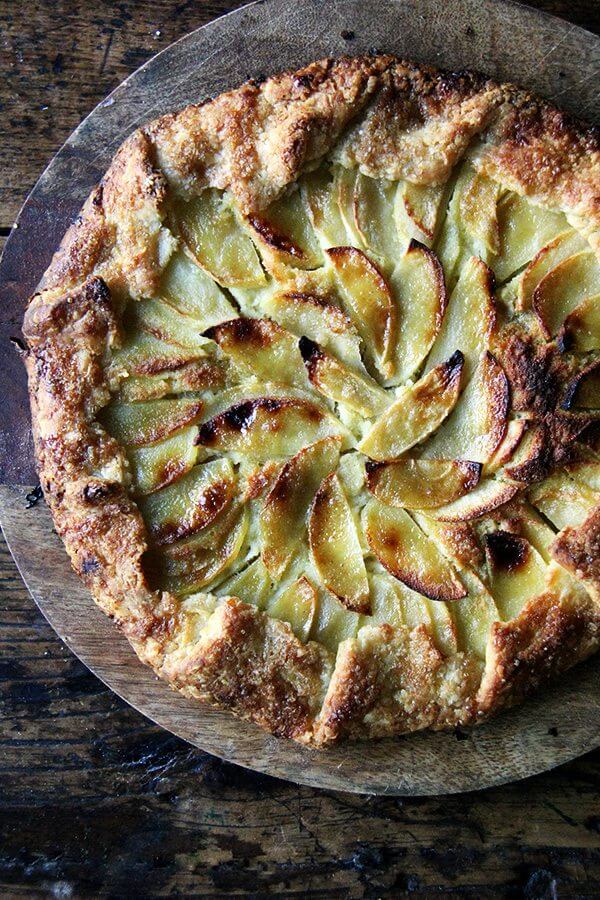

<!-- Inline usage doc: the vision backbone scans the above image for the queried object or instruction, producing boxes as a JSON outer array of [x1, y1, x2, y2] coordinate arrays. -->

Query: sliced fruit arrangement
[[96, 151, 598, 669]]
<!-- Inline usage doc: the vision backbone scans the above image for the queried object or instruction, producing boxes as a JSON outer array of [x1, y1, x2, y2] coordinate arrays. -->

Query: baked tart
[[22, 57, 600, 745]]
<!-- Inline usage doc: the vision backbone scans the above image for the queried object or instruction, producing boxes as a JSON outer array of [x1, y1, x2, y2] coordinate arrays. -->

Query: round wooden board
[[1, 0, 599, 795]]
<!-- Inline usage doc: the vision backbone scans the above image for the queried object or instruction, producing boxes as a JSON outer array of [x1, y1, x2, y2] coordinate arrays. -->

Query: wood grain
[[0, 0, 599, 894]]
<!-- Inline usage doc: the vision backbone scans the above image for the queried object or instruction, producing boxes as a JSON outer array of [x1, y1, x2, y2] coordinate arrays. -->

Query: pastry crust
[[23, 56, 600, 746]]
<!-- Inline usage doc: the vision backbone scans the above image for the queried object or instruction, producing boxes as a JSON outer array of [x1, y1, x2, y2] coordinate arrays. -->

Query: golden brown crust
[[477, 588, 600, 713], [22, 54, 600, 746]]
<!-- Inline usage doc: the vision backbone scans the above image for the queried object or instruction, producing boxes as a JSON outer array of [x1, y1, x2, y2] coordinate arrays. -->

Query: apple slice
[[448, 570, 500, 658], [207, 317, 308, 387], [336, 166, 364, 247], [562, 360, 600, 411], [529, 472, 597, 530], [138, 458, 235, 546], [127, 426, 200, 495], [352, 172, 401, 263], [358, 352, 464, 461], [533, 250, 600, 338], [388, 239, 448, 382], [366, 458, 482, 509], [422, 351, 509, 463], [118, 359, 227, 403], [264, 290, 363, 369], [155, 503, 248, 596], [517, 229, 587, 310], [100, 397, 204, 447], [368, 574, 405, 630], [299, 337, 388, 417], [310, 590, 361, 652], [422, 478, 519, 522], [436, 164, 499, 279], [559, 296, 600, 352], [176, 189, 266, 287], [423, 595, 459, 656], [395, 180, 446, 246], [301, 166, 351, 248], [487, 418, 528, 472], [198, 394, 350, 462], [159, 249, 237, 325], [494, 192, 568, 283], [309, 473, 369, 613], [109, 330, 200, 379], [484, 529, 547, 621], [266, 576, 317, 642], [327, 247, 397, 378], [425, 255, 496, 380], [503, 421, 547, 484], [260, 437, 341, 578], [130, 298, 211, 351], [246, 187, 323, 271], [363, 500, 466, 602], [217, 557, 275, 610]]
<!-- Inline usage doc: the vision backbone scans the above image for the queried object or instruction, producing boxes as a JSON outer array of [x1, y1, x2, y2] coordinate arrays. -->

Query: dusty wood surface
[[0, 0, 599, 894]]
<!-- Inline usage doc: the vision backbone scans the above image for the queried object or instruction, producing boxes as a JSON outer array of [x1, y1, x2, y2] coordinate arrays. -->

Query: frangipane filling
[[100, 156, 600, 659]]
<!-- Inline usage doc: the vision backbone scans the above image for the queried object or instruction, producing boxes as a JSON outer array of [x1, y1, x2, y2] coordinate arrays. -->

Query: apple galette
[[23, 57, 600, 744]]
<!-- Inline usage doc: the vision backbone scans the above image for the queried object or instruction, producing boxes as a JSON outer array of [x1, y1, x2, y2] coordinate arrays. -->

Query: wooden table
[[1, 1, 599, 895]]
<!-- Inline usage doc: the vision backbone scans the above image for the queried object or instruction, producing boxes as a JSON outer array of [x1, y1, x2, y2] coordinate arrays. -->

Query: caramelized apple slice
[[388, 239, 448, 382], [130, 298, 211, 351], [358, 352, 464, 461], [309, 474, 369, 613], [517, 229, 587, 310], [310, 590, 361, 652], [260, 437, 341, 578], [301, 167, 350, 248], [533, 251, 600, 338], [529, 473, 597, 530], [264, 290, 363, 369], [198, 395, 350, 462], [155, 503, 248, 595], [425, 255, 496, 379], [353, 172, 401, 263], [299, 337, 388, 417], [484, 530, 547, 620], [246, 188, 323, 271], [559, 296, 600, 352], [363, 500, 466, 602], [487, 418, 528, 472], [366, 458, 482, 509], [396, 180, 446, 245], [208, 317, 307, 387], [159, 250, 237, 325], [109, 331, 199, 379], [327, 247, 396, 378], [138, 458, 235, 546], [217, 557, 275, 610], [118, 359, 227, 403], [424, 479, 519, 522], [266, 576, 317, 642], [494, 192, 568, 282], [127, 426, 199, 495], [422, 351, 509, 463], [100, 397, 204, 447], [176, 190, 266, 287], [563, 360, 600, 410]]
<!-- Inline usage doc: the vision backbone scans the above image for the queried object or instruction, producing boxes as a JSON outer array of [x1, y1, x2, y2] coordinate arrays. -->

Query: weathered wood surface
[[0, 0, 599, 894]]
